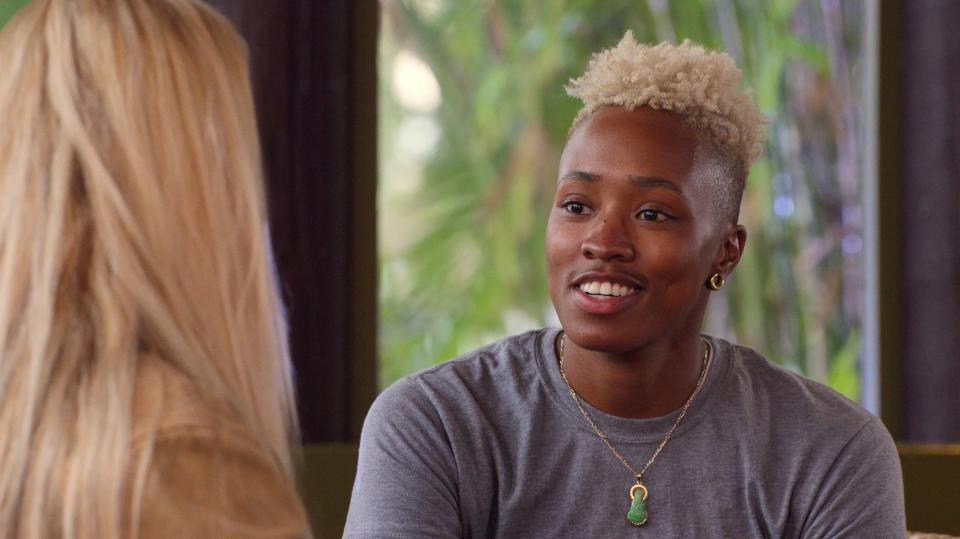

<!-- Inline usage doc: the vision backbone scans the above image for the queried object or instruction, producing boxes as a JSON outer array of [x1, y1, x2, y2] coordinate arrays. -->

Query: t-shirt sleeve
[[343, 377, 462, 538], [799, 416, 906, 538]]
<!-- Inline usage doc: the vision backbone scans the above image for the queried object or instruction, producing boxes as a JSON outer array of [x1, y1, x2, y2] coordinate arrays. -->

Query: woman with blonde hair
[[0, 0, 311, 537]]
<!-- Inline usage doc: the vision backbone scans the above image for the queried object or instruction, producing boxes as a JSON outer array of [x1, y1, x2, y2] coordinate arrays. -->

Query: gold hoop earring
[[707, 273, 725, 291]]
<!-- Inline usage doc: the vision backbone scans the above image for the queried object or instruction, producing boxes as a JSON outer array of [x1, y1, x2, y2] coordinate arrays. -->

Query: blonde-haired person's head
[[566, 31, 766, 222], [0, 0, 298, 536]]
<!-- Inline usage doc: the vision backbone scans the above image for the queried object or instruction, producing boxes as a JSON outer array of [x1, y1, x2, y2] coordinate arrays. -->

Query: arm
[[343, 378, 462, 538], [800, 417, 906, 538], [135, 426, 312, 539]]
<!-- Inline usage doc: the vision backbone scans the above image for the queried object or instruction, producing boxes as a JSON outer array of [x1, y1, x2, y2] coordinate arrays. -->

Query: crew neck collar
[[534, 327, 731, 444]]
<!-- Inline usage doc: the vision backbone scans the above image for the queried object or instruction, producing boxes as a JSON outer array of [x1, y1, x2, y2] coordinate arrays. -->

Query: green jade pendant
[[627, 481, 649, 527]]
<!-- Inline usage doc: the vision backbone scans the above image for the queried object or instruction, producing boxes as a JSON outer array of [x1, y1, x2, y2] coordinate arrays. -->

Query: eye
[[561, 201, 591, 215], [637, 208, 669, 221]]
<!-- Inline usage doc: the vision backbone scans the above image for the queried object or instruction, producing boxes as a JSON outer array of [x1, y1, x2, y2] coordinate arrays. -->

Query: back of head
[[0, 0, 297, 536], [566, 31, 767, 222]]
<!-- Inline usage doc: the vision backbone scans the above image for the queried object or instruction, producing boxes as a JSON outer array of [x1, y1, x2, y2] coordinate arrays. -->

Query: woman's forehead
[[559, 107, 701, 185]]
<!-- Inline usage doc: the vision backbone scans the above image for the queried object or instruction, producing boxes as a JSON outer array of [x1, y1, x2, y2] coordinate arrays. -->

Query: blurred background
[[378, 0, 870, 402]]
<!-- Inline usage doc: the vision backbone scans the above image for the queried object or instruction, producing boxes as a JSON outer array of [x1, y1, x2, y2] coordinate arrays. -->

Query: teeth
[[578, 281, 636, 297]]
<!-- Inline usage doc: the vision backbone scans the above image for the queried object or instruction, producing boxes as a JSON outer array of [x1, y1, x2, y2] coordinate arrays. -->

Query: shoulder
[[348, 331, 555, 538], [709, 338, 904, 531], [361, 328, 555, 451], [707, 336, 896, 468], [371, 328, 552, 419], [130, 361, 311, 539], [417, 328, 550, 386], [713, 337, 876, 434]]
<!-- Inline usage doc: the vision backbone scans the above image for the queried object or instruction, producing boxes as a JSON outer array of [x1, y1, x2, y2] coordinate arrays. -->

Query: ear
[[712, 224, 747, 276]]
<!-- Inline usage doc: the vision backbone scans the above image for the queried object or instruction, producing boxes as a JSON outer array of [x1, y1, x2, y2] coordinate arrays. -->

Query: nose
[[580, 214, 635, 261]]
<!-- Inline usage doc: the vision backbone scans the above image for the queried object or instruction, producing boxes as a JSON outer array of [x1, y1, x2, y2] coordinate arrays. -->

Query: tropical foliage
[[388, 0, 864, 396], [1, 0, 30, 28]]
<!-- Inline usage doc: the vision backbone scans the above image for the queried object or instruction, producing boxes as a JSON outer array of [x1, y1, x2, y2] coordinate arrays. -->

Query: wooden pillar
[[205, 0, 377, 443], [895, 0, 960, 442]]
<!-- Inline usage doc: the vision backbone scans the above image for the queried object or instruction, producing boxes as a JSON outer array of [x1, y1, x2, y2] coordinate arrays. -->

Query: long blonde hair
[[0, 0, 299, 536]]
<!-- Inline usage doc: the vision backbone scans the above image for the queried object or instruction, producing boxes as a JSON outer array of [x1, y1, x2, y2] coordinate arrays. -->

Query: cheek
[[545, 219, 577, 285], [644, 241, 705, 284]]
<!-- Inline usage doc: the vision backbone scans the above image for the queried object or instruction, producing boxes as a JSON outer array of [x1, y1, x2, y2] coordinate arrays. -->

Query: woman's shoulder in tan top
[[129, 360, 312, 539]]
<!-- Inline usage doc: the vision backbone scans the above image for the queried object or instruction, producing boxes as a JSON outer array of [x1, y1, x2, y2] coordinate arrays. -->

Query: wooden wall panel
[[206, 0, 377, 443], [897, 0, 960, 442]]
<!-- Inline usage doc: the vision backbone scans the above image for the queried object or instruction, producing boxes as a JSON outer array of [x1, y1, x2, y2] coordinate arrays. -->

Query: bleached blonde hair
[[0, 0, 299, 537], [566, 31, 767, 220]]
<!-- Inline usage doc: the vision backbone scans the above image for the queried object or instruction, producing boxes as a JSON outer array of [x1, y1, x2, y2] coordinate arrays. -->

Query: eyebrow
[[628, 175, 683, 194], [560, 170, 683, 195], [559, 170, 600, 182]]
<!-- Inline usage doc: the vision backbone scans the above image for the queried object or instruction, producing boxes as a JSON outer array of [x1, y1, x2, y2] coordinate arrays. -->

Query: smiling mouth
[[577, 281, 639, 297]]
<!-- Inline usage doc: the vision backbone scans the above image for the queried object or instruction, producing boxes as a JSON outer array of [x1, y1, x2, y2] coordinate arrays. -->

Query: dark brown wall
[[895, 0, 960, 442], [205, 1, 377, 443]]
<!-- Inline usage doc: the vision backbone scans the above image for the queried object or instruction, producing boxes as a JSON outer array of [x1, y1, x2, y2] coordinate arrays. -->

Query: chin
[[561, 321, 652, 355]]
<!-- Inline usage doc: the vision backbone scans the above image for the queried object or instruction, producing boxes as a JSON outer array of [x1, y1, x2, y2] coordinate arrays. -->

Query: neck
[[558, 332, 707, 419]]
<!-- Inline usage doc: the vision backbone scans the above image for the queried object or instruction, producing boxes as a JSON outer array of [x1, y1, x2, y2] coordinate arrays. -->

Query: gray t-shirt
[[344, 329, 905, 538]]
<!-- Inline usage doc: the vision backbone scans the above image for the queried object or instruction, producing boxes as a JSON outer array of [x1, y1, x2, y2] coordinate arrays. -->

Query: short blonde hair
[[566, 32, 767, 219]]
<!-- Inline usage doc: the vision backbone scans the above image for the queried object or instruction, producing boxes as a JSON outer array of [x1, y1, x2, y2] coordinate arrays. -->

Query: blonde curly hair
[[566, 31, 767, 220]]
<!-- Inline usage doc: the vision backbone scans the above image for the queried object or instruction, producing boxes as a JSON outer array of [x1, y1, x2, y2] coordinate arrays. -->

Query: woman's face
[[546, 106, 742, 353]]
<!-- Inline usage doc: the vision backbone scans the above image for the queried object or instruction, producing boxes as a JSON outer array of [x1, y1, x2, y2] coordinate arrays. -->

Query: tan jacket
[[130, 361, 312, 538]]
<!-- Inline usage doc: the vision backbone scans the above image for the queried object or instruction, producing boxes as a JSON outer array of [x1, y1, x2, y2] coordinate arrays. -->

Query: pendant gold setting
[[626, 482, 649, 527]]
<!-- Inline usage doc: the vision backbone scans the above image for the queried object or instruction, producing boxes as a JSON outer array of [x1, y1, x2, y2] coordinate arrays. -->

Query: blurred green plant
[[379, 0, 866, 401], [1, 0, 30, 28]]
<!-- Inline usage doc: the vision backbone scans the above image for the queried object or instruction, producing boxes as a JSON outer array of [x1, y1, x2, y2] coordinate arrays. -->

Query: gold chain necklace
[[558, 333, 711, 527]]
